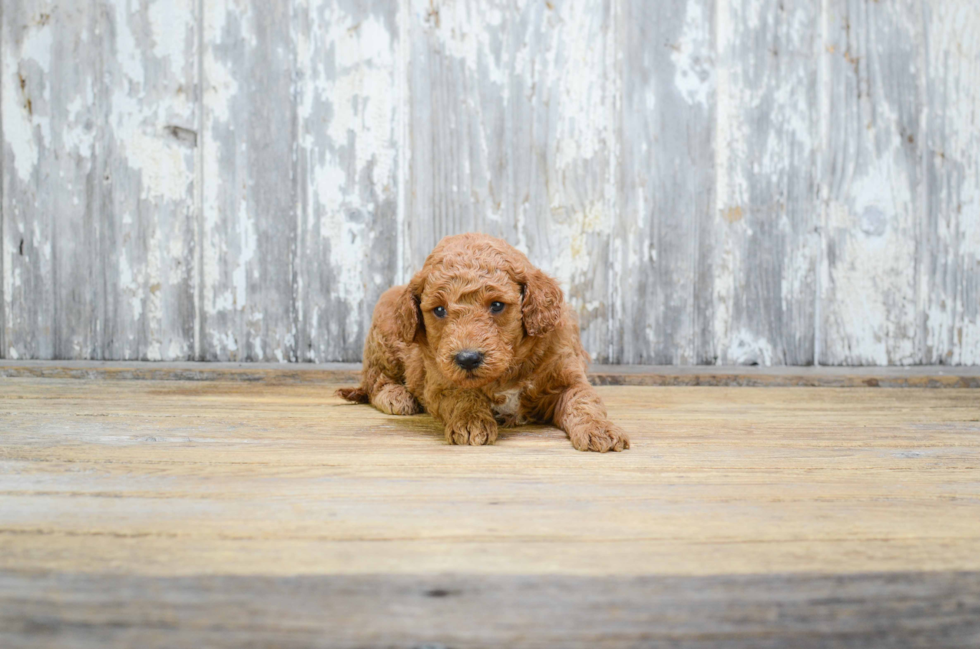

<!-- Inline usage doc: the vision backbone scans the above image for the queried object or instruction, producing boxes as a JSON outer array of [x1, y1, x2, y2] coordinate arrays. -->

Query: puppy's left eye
[[489, 301, 506, 314]]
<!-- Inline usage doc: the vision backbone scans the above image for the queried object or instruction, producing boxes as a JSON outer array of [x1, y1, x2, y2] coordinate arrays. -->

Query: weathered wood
[[1, 2, 198, 362], [819, 0, 924, 365], [0, 0, 4, 360], [712, 0, 819, 365], [102, 0, 198, 360], [2, 359, 979, 387], [2, 571, 979, 649], [2, 0, 980, 365], [294, 0, 400, 362], [2, 2, 104, 359], [921, 1, 980, 365], [200, 0, 298, 361], [407, 0, 618, 359], [1, 379, 979, 578], [1, 379, 979, 645], [614, 0, 715, 365]]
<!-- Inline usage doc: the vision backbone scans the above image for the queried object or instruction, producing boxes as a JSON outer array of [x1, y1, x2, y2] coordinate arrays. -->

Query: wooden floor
[[2, 376, 979, 647]]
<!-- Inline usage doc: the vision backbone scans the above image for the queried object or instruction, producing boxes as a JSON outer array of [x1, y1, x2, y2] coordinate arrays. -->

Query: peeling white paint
[[148, 0, 193, 73], [296, 1, 400, 357], [2, 234, 10, 326], [825, 118, 918, 364], [548, 200, 611, 297], [711, 0, 736, 359], [727, 330, 775, 366], [428, 0, 507, 93], [62, 92, 95, 154], [233, 197, 256, 312], [549, 0, 607, 170], [3, 23, 52, 182], [3, 0, 978, 365], [672, 0, 713, 107], [118, 251, 144, 321], [922, 0, 980, 364], [113, 3, 144, 87]]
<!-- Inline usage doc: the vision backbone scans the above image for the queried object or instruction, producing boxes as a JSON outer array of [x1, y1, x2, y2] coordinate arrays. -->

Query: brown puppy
[[337, 233, 629, 452]]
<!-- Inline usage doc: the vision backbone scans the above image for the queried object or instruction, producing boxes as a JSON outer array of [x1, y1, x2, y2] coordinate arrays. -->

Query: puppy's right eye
[[432, 306, 447, 319]]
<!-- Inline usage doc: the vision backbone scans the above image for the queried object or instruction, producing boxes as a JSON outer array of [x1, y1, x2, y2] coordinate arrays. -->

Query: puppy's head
[[396, 234, 563, 388]]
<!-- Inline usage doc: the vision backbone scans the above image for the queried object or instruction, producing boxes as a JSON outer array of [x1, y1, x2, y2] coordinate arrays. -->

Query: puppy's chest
[[490, 383, 532, 426]]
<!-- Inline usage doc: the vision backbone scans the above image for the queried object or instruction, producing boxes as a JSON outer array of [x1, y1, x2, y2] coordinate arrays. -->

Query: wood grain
[[0, 378, 979, 645], [1, 380, 978, 576], [615, 0, 715, 364], [921, 1, 980, 365], [294, 0, 400, 363], [200, 0, 298, 362], [102, 0, 199, 361], [407, 0, 618, 358], [3, 572, 979, 648], [819, 0, 924, 365], [2, 2, 104, 359], [712, 0, 819, 365]]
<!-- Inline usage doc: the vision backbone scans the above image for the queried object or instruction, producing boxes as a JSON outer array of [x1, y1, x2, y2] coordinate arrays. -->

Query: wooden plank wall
[[1, 0, 978, 365]]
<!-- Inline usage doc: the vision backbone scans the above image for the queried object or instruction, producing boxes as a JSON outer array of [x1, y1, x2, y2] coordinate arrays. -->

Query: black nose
[[454, 350, 484, 371]]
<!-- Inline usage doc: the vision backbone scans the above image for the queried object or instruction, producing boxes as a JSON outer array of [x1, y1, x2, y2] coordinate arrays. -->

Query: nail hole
[[165, 124, 198, 148]]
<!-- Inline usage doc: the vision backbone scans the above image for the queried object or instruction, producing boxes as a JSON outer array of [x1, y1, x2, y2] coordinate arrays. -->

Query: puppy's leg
[[429, 389, 498, 446], [337, 287, 421, 416], [360, 327, 421, 416], [553, 382, 630, 452]]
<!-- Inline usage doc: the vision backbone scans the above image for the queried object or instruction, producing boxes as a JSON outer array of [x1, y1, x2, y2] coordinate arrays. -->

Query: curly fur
[[337, 233, 630, 452]]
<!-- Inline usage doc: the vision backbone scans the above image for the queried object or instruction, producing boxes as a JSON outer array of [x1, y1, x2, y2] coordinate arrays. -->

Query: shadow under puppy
[[337, 233, 630, 452]]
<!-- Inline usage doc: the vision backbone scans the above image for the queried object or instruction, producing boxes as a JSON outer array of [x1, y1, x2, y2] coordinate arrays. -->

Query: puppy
[[337, 233, 630, 452]]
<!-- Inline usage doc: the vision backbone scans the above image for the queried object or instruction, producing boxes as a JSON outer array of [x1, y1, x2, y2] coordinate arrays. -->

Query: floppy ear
[[521, 267, 564, 337], [395, 271, 426, 344]]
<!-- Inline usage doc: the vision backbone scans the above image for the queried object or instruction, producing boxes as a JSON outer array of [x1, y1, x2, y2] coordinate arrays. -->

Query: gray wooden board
[[2, 0, 979, 365], [2, 2, 104, 360], [820, 0, 924, 366], [616, 0, 715, 365], [1, 571, 978, 648], [102, 0, 198, 361], [712, 0, 820, 366], [294, 0, 400, 363], [920, 2, 980, 365], [200, 0, 298, 362]]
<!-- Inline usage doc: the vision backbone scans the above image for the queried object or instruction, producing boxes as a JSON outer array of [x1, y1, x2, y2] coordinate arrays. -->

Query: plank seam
[[193, 0, 205, 361], [289, 0, 300, 363], [915, 0, 930, 364], [395, 0, 410, 286], [96, 3, 108, 361], [712, 0, 727, 365], [606, 0, 623, 363], [814, 0, 829, 367], [0, 0, 5, 359]]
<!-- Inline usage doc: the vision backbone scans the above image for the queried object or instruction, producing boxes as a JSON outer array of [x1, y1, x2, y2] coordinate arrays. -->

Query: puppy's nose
[[454, 350, 484, 371]]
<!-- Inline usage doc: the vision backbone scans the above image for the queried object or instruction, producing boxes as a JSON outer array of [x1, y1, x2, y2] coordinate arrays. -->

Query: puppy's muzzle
[[454, 350, 484, 371]]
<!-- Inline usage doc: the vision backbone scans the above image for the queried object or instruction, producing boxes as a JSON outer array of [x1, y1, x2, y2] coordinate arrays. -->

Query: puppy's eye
[[432, 306, 447, 319], [489, 301, 506, 314]]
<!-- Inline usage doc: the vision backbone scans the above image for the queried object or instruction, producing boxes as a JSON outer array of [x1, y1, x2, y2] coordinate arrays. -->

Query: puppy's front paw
[[568, 420, 630, 453], [445, 417, 498, 446], [373, 384, 421, 416]]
